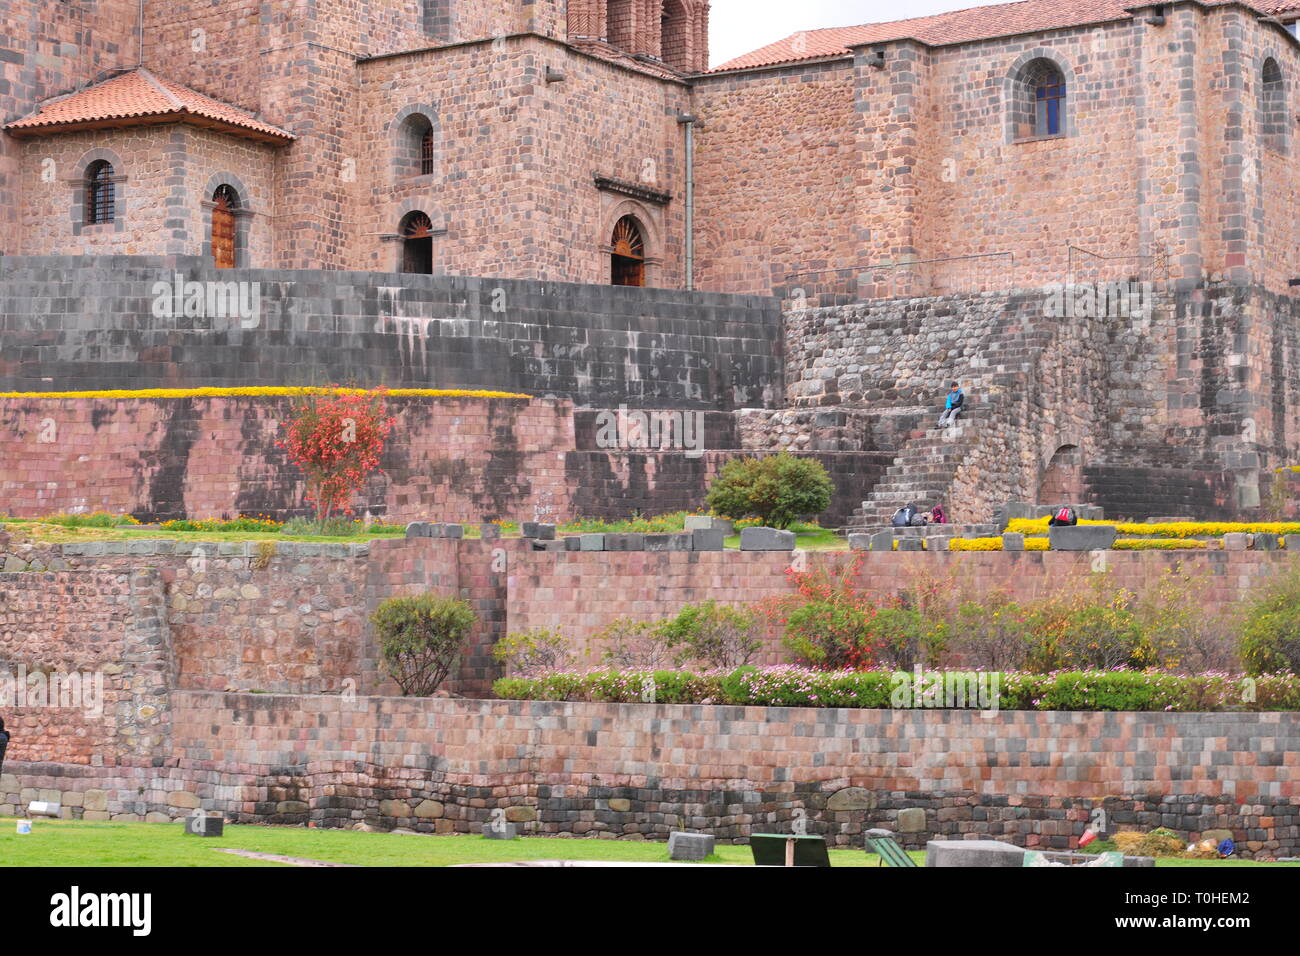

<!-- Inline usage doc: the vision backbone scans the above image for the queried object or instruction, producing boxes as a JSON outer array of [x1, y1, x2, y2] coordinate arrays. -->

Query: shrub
[[492, 627, 576, 676], [371, 594, 477, 696], [598, 618, 678, 670], [279, 387, 396, 519], [947, 599, 1033, 671], [42, 512, 139, 528], [761, 558, 887, 669], [705, 452, 832, 529], [658, 601, 765, 669], [1241, 568, 1300, 675], [494, 667, 1300, 711]]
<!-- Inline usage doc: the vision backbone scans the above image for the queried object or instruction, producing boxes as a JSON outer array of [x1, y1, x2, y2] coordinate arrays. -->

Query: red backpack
[[1054, 507, 1077, 525]]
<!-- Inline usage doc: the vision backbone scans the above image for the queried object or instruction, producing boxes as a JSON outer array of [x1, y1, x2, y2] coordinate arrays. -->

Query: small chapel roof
[[4, 68, 294, 144], [712, 0, 1300, 72]]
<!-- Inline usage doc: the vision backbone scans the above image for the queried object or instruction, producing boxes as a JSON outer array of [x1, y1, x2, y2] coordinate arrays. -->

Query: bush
[[371, 594, 477, 696], [598, 618, 678, 670], [658, 601, 765, 669], [1241, 568, 1300, 675], [705, 452, 832, 529], [492, 627, 576, 676], [948, 599, 1033, 671], [494, 667, 1300, 711], [43, 512, 140, 528]]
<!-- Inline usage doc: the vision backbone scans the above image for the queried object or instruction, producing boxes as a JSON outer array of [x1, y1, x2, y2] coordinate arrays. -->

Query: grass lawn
[[2, 819, 1293, 867], [3, 515, 851, 550], [0, 819, 873, 867]]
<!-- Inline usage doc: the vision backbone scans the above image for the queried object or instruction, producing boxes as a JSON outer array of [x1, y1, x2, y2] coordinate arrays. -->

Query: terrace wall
[[0, 257, 782, 408], [3, 694, 1297, 857]]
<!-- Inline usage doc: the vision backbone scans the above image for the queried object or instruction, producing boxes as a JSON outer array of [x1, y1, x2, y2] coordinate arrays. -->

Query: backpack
[[1052, 507, 1077, 526], [909, 513, 928, 527], [891, 507, 913, 528]]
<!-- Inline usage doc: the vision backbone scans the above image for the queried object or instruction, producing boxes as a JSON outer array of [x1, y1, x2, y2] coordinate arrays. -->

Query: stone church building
[[6, 0, 1300, 295], [4, 0, 1300, 521]]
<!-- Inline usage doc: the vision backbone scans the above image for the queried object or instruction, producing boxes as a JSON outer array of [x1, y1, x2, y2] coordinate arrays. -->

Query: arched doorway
[[610, 215, 646, 286], [400, 211, 434, 274], [211, 185, 240, 269], [1038, 444, 1084, 504]]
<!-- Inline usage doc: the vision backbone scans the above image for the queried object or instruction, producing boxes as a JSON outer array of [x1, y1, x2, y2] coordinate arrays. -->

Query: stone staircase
[[847, 408, 989, 527], [846, 318, 1058, 528]]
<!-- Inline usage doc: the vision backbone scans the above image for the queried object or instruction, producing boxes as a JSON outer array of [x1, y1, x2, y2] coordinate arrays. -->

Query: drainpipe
[[677, 113, 698, 290]]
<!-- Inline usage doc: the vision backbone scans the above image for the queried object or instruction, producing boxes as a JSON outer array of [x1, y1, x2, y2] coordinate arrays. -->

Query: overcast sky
[[709, 0, 1007, 68]]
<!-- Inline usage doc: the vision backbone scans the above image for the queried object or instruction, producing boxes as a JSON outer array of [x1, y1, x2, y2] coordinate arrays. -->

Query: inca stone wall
[[3, 693, 1296, 857], [0, 566, 171, 764], [776, 282, 1300, 523], [0, 257, 782, 407]]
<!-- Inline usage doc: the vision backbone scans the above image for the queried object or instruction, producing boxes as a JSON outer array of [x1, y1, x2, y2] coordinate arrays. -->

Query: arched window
[[211, 185, 240, 269], [1009, 57, 1068, 140], [85, 160, 115, 224], [661, 1, 690, 72], [400, 211, 435, 274], [610, 215, 645, 286], [400, 113, 435, 178], [1261, 58, 1287, 153], [1030, 61, 1066, 136]]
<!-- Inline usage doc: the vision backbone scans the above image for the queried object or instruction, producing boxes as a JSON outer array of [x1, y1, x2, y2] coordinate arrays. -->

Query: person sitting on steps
[[937, 381, 964, 428]]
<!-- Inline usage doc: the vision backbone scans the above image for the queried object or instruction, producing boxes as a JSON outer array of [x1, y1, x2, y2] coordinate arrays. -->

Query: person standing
[[937, 381, 965, 427], [0, 716, 9, 775]]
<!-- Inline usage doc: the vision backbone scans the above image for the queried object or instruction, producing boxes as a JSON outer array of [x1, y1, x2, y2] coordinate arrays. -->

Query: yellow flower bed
[[1007, 517, 1300, 538], [1112, 539, 1208, 550], [0, 387, 533, 400], [949, 537, 1050, 551]]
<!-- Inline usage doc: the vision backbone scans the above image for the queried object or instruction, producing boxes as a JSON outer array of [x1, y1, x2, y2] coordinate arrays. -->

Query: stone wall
[[0, 568, 171, 765], [505, 547, 1300, 665], [778, 282, 1300, 523], [6, 538, 1294, 712], [4, 694, 1296, 857], [0, 257, 781, 408], [0, 393, 575, 524]]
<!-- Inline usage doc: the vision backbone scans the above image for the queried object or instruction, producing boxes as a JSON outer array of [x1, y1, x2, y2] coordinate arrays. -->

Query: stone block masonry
[[2, 694, 1294, 857], [0, 257, 782, 409]]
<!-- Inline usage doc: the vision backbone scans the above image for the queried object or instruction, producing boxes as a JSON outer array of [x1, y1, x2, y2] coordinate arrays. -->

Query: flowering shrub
[[493, 667, 1300, 711], [949, 536, 1050, 551], [278, 387, 396, 518], [161, 515, 283, 533], [1112, 539, 1208, 550], [757, 556, 916, 669]]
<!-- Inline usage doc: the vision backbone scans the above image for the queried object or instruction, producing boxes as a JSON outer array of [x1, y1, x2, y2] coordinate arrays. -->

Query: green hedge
[[493, 667, 1300, 712]]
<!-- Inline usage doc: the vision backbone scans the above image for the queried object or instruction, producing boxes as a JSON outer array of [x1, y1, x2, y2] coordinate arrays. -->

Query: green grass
[[0, 818, 877, 867], [2, 819, 1292, 867], [2, 513, 852, 549]]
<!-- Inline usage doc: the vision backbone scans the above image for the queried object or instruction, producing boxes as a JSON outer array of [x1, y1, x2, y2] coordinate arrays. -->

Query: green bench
[[865, 829, 917, 867]]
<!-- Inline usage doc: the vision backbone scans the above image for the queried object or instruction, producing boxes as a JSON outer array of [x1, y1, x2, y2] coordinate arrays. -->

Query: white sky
[[709, 0, 1009, 68]]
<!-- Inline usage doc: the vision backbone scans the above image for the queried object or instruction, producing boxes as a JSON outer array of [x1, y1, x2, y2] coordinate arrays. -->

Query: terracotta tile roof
[[4, 68, 294, 144], [712, 0, 1300, 72]]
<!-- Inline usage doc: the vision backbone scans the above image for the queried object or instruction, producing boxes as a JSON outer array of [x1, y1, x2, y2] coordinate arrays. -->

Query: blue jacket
[[945, 390, 964, 410]]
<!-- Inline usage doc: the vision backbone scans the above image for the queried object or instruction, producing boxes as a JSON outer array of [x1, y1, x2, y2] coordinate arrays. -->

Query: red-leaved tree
[[279, 388, 397, 519]]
